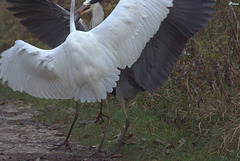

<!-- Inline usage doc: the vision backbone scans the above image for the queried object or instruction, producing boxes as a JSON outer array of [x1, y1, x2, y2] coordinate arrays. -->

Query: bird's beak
[[75, 4, 90, 16]]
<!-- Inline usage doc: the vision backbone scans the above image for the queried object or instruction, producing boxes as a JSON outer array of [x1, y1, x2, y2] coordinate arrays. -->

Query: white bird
[[5, 0, 107, 151], [1, 0, 215, 156], [1, 0, 173, 102]]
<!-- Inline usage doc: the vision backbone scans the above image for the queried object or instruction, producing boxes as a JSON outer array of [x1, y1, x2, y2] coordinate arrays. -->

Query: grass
[[0, 83, 224, 160], [0, 0, 239, 160]]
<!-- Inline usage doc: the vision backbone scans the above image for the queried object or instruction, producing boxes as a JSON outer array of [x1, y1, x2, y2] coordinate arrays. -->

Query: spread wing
[[132, 0, 215, 91], [7, 0, 88, 48], [0, 38, 119, 102]]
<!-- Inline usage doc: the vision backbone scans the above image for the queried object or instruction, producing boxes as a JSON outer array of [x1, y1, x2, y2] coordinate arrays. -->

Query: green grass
[[1, 84, 237, 161]]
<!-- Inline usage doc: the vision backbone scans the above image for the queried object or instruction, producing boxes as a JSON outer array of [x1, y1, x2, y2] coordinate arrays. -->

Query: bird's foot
[[89, 149, 108, 158], [103, 144, 122, 158], [95, 112, 109, 123], [50, 140, 71, 152], [93, 150, 123, 159], [83, 148, 122, 159], [79, 113, 109, 125]]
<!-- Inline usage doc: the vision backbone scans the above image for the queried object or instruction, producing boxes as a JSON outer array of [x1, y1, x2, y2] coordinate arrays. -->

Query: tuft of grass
[[160, 0, 240, 157]]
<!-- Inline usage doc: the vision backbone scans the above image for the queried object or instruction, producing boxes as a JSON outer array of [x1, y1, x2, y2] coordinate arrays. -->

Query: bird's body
[[113, 67, 144, 100]]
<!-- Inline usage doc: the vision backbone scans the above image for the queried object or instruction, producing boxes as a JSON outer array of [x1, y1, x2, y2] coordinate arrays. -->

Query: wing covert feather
[[0, 35, 119, 103], [132, 0, 215, 91], [91, 0, 173, 68]]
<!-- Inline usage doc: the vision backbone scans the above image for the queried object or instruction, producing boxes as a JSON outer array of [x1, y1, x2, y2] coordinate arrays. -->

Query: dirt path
[[0, 99, 114, 161]]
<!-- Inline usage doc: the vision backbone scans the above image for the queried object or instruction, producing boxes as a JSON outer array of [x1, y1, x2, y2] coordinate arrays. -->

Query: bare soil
[[0, 99, 116, 161]]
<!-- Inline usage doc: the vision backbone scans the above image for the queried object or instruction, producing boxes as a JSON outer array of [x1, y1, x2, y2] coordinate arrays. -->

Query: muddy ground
[[0, 99, 118, 161]]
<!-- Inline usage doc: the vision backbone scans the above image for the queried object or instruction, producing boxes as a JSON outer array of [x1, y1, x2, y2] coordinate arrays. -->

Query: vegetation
[[0, 0, 239, 160]]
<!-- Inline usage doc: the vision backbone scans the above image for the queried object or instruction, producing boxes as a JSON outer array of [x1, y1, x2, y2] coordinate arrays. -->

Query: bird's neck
[[90, 2, 104, 29], [70, 0, 76, 32]]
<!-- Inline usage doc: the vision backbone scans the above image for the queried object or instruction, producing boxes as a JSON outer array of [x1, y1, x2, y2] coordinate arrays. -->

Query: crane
[[6, 0, 107, 151], [5, 0, 94, 150], [1, 0, 215, 156]]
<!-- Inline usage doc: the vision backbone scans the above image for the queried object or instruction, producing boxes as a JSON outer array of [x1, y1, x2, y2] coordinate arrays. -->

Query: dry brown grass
[[153, 0, 240, 155]]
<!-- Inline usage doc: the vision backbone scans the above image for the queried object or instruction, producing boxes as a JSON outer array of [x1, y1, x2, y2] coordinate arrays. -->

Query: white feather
[[0, 0, 173, 103], [91, 0, 173, 68]]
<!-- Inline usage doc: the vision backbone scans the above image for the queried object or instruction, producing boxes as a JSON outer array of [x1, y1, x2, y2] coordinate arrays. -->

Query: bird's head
[[75, 0, 103, 15]]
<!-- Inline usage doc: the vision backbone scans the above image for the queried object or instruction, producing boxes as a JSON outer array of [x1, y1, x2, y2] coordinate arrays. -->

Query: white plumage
[[0, 0, 173, 103]]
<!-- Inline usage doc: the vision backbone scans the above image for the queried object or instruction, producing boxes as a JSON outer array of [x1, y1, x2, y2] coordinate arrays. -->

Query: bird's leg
[[90, 95, 111, 157], [51, 101, 79, 151], [79, 101, 108, 124], [108, 95, 130, 156], [94, 101, 105, 123]]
